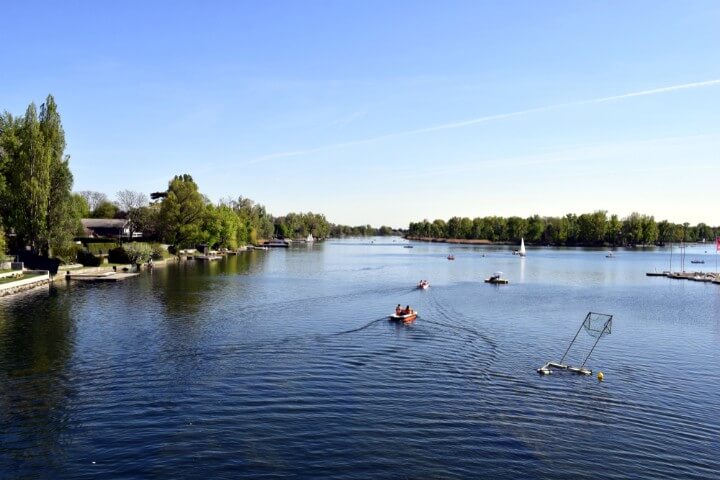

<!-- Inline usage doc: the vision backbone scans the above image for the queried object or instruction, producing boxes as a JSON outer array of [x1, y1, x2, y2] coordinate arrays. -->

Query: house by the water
[[81, 219, 141, 239]]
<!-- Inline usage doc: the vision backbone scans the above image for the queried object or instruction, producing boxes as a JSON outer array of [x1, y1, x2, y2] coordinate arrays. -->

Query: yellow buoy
[[597, 372, 604, 381]]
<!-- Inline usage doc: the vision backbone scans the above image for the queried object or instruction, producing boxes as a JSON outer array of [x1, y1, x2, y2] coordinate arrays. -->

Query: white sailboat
[[306, 234, 315, 243], [518, 237, 526, 257]]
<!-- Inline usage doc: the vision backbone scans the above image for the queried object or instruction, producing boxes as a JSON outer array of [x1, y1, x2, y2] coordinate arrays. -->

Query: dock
[[646, 271, 719, 283], [193, 254, 222, 261], [66, 271, 140, 282]]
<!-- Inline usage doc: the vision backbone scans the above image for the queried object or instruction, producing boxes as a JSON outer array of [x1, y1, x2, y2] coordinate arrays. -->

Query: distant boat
[[403, 245, 414, 249], [518, 238, 526, 257], [606, 251, 616, 258], [691, 260, 705, 264], [447, 254, 455, 260], [264, 239, 290, 248], [306, 234, 315, 243], [485, 272, 509, 284]]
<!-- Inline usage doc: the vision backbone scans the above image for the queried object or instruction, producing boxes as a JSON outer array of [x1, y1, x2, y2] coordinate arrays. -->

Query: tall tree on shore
[[159, 174, 206, 248], [0, 96, 78, 255], [41, 96, 79, 256], [7, 103, 49, 251]]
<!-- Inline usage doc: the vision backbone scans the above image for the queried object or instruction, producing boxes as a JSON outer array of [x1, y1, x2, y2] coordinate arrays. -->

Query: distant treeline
[[408, 212, 719, 246], [0, 95, 394, 263], [330, 224, 398, 237]]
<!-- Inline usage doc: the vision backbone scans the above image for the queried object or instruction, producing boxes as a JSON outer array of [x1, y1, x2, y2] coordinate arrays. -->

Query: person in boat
[[396, 304, 403, 315], [403, 305, 412, 315]]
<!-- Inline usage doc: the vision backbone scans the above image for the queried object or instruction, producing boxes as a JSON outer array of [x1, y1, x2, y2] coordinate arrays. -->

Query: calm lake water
[[1, 239, 719, 479]]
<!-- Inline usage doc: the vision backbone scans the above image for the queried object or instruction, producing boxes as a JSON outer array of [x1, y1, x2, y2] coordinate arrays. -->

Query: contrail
[[242, 78, 720, 165]]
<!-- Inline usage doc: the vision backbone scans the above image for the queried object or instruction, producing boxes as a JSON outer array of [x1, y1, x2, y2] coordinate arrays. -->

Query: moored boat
[[264, 238, 290, 248]]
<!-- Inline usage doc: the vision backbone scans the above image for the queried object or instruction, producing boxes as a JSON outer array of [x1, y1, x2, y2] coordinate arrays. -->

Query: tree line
[[408, 212, 719, 246], [77, 177, 399, 250]]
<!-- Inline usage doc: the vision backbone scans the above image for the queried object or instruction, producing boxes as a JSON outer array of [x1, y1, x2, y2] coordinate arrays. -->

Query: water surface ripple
[[1, 240, 719, 478]]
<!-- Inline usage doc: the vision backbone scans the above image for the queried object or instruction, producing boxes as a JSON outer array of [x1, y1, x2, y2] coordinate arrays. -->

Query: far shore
[[406, 236, 496, 245], [404, 236, 665, 248]]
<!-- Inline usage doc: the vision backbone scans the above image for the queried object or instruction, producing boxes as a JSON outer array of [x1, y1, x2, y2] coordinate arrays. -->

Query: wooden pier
[[66, 271, 140, 282], [646, 271, 719, 283]]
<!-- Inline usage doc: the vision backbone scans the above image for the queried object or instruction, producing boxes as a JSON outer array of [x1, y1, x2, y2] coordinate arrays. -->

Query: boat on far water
[[306, 234, 315, 243], [518, 238, 526, 257], [485, 272, 509, 284], [691, 260, 705, 264], [606, 251, 616, 258]]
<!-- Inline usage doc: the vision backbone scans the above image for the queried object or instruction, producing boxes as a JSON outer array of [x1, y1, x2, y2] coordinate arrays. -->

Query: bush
[[54, 243, 83, 265], [87, 242, 118, 256], [124, 243, 152, 264], [151, 243, 166, 260], [77, 250, 103, 267], [108, 246, 131, 264]]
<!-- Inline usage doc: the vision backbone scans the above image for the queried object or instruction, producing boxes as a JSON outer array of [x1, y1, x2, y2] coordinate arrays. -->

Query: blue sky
[[2, 1, 719, 227]]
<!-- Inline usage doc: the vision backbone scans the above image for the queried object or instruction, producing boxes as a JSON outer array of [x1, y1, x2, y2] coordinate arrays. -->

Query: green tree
[[0, 95, 78, 256], [203, 203, 239, 249], [91, 200, 119, 218], [123, 242, 152, 265], [159, 174, 206, 248], [641, 215, 658, 245], [525, 215, 545, 244], [606, 214, 622, 246], [506, 216, 527, 242], [71, 193, 90, 218], [129, 203, 161, 239], [459, 217, 473, 239], [0, 223, 6, 258]]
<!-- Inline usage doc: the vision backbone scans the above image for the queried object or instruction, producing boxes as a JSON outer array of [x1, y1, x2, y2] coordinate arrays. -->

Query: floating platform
[[538, 312, 612, 377], [646, 271, 718, 282], [537, 361, 591, 376], [66, 271, 140, 282], [194, 255, 222, 261]]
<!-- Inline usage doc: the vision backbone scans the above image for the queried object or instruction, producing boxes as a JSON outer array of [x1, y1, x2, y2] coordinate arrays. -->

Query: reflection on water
[[0, 287, 75, 473], [1, 240, 719, 479]]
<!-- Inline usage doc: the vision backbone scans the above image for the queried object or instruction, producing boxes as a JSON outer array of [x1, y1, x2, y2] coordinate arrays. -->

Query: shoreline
[[0, 270, 51, 297]]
